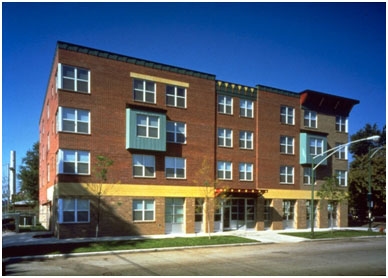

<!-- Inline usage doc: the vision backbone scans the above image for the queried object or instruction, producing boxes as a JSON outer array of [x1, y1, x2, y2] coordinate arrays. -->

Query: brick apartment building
[[39, 41, 359, 238]]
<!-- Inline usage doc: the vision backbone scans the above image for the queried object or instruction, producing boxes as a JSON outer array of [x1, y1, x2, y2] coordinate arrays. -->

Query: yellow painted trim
[[263, 189, 319, 200], [57, 183, 210, 198], [130, 72, 189, 88]]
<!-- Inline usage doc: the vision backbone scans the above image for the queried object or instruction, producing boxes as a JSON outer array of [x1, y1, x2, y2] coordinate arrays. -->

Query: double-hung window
[[165, 157, 186, 179], [336, 170, 347, 186], [304, 110, 317, 128], [239, 163, 253, 181], [166, 85, 186, 108], [218, 95, 233, 114], [280, 136, 294, 154], [280, 106, 294, 125], [58, 107, 90, 134], [133, 79, 156, 103], [239, 131, 253, 149], [336, 116, 348, 132], [303, 167, 312, 185], [133, 199, 155, 221], [137, 115, 159, 138], [167, 121, 186, 143], [310, 138, 324, 156], [217, 161, 232, 180], [58, 198, 90, 223], [280, 166, 294, 184], [218, 128, 233, 147], [133, 154, 155, 178], [58, 64, 90, 93], [240, 99, 253, 118], [335, 143, 348, 160], [58, 149, 90, 175]]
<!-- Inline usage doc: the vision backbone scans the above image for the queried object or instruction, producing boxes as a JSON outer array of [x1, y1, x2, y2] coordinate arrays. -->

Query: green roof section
[[256, 84, 299, 98], [57, 41, 216, 81], [216, 80, 257, 100]]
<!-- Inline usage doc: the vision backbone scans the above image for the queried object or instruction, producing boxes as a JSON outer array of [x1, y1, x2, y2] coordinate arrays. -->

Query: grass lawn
[[3, 236, 257, 258], [281, 229, 385, 239]]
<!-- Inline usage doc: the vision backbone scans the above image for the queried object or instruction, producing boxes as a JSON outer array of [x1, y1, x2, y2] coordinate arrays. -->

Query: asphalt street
[[4, 237, 386, 276]]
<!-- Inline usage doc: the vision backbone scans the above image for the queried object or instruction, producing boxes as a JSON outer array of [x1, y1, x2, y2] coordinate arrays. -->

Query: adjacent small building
[[39, 41, 359, 238]]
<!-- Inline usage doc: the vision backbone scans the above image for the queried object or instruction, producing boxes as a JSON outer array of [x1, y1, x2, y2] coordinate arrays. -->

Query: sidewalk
[[3, 226, 383, 248]]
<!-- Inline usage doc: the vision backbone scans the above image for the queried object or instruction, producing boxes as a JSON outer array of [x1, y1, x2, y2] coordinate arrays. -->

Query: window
[[195, 198, 204, 222], [58, 107, 90, 134], [58, 150, 90, 175], [303, 167, 312, 185], [240, 99, 253, 118], [58, 198, 90, 223], [165, 157, 186, 179], [280, 136, 294, 154], [218, 128, 233, 147], [239, 163, 253, 181], [166, 85, 186, 108], [336, 116, 348, 132], [58, 64, 90, 93], [137, 115, 159, 138], [133, 79, 156, 103], [239, 131, 253, 149], [133, 154, 155, 178], [280, 166, 294, 184], [217, 161, 232, 180], [310, 138, 324, 156], [304, 110, 317, 128], [133, 199, 155, 221], [218, 95, 233, 114], [167, 121, 186, 143], [280, 106, 294, 125], [165, 198, 184, 224], [336, 170, 347, 186], [335, 143, 348, 160]]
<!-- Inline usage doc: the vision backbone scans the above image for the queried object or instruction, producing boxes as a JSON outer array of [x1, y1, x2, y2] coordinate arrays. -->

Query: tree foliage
[[348, 124, 386, 219], [17, 141, 39, 202]]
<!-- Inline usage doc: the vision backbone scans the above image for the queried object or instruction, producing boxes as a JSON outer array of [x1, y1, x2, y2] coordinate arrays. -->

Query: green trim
[[216, 80, 257, 100], [256, 84, 299, 98], [57, 41, 216, 81]]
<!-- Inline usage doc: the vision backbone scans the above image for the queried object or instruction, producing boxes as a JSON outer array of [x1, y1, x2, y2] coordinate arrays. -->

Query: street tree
[[317, 176, 348, 231], [348, 124, 386, 221], [17, 141, 39, 202]]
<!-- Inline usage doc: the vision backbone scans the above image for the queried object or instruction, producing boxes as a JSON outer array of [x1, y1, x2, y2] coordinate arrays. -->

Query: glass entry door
[[165, 198, 184, 234]]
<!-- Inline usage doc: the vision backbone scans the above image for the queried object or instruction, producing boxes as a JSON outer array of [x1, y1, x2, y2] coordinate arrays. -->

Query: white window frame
[[165, 157, 186, 179], [133, 199, 155, 221], [239, 163, 253, 181], [336, 116, 348, 133], [167, 121, 186, 144], [218, 128, 233, 147], [239, 131, 253, 150], [57, 63, 90, 93], [57, 149, 90, 175], [304, 110, 317, 128], [303, 167, 312, 185], [136, 114, 160, 139], [58, 198, 90, 223], [310, 138, 324, 156], [280, 106, 295, 125], [240, 99, 254, 118], [280, 166, 294, 184], [335, 143, 348, 160], [336, 170, 348, 186], [166, 85, 186, 108], [133, 154, 155, 178], [280, 136, 294, 154], [57, 107, 90, 134], [133, 79, 156, 103], [218, 95, 233, 115], [217, 161, 232, 180]]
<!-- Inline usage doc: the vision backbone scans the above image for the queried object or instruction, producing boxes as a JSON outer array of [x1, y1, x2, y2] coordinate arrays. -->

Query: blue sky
[[2, 2, 386, 191]]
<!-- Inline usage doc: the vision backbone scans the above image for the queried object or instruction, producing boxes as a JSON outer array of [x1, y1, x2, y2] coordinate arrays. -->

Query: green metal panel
[[126, 108, 166, 151], [300, 133, 327, 165]]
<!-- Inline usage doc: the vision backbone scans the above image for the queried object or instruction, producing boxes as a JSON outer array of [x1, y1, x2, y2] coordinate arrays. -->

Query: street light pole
[[310, 135, 380, 239]]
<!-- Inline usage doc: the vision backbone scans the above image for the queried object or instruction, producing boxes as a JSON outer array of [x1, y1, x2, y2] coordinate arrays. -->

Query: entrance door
[[165, 198, 185, 234], [223, 205, 231, 230]]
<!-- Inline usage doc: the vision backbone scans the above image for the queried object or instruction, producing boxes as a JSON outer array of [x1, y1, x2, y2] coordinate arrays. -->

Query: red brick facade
[[39, 42, 359, 238]]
